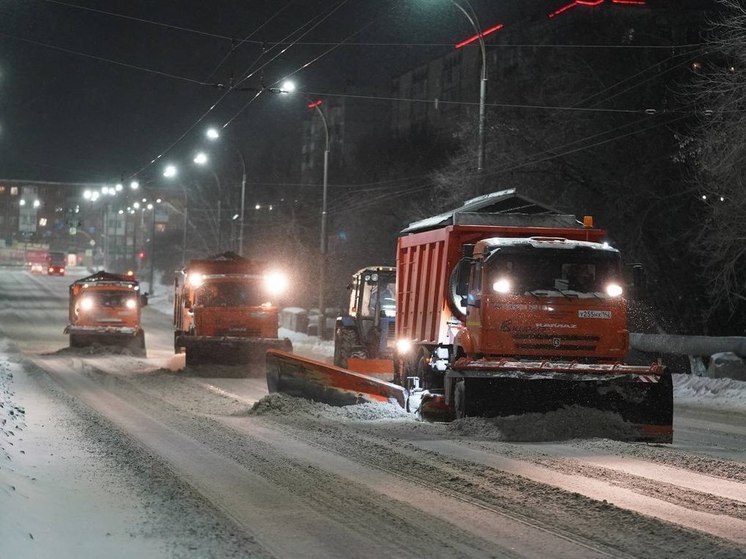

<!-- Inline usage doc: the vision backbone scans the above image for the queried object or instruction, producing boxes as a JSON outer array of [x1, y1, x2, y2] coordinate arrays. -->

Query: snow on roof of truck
[[479, 236, 618, 253], [352, 266, 395, 277], [73, 271, 139, 286], [401, 189, 580, 234]]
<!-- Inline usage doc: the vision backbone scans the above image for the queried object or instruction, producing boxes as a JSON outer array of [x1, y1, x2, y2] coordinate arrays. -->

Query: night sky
[[2, 1, 713, 186], [0, 0, 533, 185]]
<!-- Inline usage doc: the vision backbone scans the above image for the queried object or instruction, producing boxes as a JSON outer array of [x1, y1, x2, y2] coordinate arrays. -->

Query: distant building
[[299, 91, 390, 187], [0, 179, 182, 270], [389, 1, 716, 138]]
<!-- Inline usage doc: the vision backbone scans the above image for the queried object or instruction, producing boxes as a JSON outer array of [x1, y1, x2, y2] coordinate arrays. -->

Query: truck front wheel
[[454, 380, 467, 419], [333, 327, 357, 369], [174, 331, 184, 354]]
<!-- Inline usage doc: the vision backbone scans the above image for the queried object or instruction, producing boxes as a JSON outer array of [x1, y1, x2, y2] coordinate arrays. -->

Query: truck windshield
[[87, 291, 137, 308], [48, 252, 66, 264], [362, 274, 396, 318], [486, 246, 621, 295], [196, 281, 263, 307]]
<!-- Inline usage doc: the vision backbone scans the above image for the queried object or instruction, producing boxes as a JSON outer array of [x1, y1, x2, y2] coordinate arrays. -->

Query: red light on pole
[[454, 22, 504, 49], [307, 100, 323, 110], [549, 0, 644, 18]]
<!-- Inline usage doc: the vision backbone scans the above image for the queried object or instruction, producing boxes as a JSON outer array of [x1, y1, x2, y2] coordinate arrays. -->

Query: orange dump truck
[[393, 190, 672, 440], [173, 252, 292, 367], [64, 271, 147, 355], [267, 190, 673, 442]]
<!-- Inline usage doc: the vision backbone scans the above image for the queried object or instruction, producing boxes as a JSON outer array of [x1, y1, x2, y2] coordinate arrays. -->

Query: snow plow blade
[[446, 360, 673, 443], [345, 357, 395, 381], [266, 349, 406, 408], [181, 336, 292, 368], [68, 329, 146, 357]]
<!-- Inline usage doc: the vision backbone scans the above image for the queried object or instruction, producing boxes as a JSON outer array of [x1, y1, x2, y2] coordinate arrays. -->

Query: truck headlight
[[125, 298, 137, 309], [605, 283, 623, 297], [80, 297, 94, 311], [264, 271, 289, 296], [188, 273, 204, 288], [492, 277, 512, 294], [396, 339, 412, 354]]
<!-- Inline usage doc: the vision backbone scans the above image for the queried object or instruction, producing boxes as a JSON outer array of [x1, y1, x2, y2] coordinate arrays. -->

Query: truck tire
[[415, 347, 443, 391], [174, 331, 184, 354], [333, 327, 357, 368], [454, 380, 467, 419], [132, 330, 146, 357]]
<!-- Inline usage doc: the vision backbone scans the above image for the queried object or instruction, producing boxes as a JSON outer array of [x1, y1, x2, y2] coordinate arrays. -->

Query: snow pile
[[447, 405, 638, 442], [0, 360, 25, 461], [673, 373, 746, 412], [45, 345, 139, 357], [249, 393, 411, 421]]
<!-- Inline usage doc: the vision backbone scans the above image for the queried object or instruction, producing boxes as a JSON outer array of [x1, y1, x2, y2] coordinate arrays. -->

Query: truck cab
[[47, 251, 67, 276], [452, 237, 629, 364], [65, 271, 148, 355], [173, 252, 292, 367]]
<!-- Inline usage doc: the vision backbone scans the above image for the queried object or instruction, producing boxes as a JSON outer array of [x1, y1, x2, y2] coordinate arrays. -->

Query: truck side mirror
[[140, 293, 149, 307]]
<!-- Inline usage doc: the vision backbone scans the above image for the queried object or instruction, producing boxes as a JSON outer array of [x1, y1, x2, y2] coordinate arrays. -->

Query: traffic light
[[138, 251, 145, 260]]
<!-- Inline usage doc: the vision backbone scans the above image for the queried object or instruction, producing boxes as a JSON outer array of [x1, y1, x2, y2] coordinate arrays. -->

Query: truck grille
[[512, 333, 599, 352]]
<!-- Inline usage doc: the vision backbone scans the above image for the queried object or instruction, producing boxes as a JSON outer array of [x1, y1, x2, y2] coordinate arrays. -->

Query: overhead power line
[[0, 31, 211, 86], [34, 0, 706, 51]]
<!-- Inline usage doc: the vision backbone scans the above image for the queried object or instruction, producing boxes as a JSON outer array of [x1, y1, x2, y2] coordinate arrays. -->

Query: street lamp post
[[308, 100, 330, 338], [448, 0, 488, 173], [148, 202, 156, 295], [194, 151, 224, 253], [271, 81, 331, 339], [206, 128, 247, 256]]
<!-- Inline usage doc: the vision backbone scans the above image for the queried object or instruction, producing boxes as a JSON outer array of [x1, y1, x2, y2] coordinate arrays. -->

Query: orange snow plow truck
[[64, 271, 148, 355], [266, 190, 673, 442], [173, 252, 292, 367]]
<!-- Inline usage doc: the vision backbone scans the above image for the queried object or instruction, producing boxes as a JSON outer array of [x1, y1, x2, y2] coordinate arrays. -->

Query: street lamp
[[205, 127, 247, 256], [193, 151, 224, 252], [444, 0, 488, 173], [309, 100, 330, 335], [273, 81, 330, 337], [163, 164, 177, 178], [161, 168, 190, 267]]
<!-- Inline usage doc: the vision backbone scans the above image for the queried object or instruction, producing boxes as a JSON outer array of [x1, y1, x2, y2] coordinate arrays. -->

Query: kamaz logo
[[552, 338, 561, 348]]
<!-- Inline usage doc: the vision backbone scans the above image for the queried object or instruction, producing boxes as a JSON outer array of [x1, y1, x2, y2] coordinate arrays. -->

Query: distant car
[[30, 263, 44, 274]]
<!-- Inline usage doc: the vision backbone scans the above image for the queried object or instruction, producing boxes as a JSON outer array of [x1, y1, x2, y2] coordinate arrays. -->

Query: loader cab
[[349, 268, 396, 322], [335, 267, 397, 371]]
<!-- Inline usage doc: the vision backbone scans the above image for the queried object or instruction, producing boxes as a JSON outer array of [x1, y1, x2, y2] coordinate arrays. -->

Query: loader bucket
[[266, 349, 406, 408], [182, 336, 292, 370], [446, 361, 673, 443]]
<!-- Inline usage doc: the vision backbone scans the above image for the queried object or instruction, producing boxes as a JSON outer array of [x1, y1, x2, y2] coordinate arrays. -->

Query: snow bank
[[0, 359, 25, 461], [673, 373, 746, 412], [250, 393, 412, 421], [447, 405, 638, 442]]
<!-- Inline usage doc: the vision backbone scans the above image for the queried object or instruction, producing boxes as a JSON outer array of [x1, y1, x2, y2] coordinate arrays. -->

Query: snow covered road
[[1, 268, 744, 558]]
